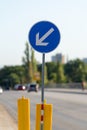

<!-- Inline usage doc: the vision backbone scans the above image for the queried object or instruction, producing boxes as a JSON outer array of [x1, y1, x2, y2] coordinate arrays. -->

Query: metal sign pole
[[41, 53, 45, 103], [40, 53, 45, 130]]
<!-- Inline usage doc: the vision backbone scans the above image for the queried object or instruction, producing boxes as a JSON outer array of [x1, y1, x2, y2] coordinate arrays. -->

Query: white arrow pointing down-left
[[36, 28, 54, 46]]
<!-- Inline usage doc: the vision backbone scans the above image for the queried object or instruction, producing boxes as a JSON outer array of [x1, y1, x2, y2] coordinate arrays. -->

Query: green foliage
[[46, 62, 57, 81], [8, 73, 20, 88], [22, 42, 38, 83], [0, 65, 25, 89], [37, 64, 48, 84], [0, 55, 87, 89], [46, 62, 66, 83], [64, 59, 87, 82], [49, 73, 57, 82], [56, 62, 66, 83], [31, 48, 37, 73], [22, 42, 32, 83], [44, 65, 48, 84]]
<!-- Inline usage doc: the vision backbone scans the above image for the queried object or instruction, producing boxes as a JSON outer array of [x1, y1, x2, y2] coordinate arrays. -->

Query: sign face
[[28, 21, 60, 53], [33, 72, 40, 81]]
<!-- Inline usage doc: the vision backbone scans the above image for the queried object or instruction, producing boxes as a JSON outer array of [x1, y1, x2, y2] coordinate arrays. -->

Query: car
[[27, 83, 39, 92], [17, 85, 26, 90], [0, 87, 3, 94], [14, 84, 26, 90]]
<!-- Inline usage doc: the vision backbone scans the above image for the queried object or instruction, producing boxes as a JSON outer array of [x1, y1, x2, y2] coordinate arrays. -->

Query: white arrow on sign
[[36, 28, 54, 46]]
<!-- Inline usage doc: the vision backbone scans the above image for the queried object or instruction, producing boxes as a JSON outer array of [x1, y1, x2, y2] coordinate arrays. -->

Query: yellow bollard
[[35, 103, 53, 130], [18, 96, 30, 130], [44, 99, 47, 104]]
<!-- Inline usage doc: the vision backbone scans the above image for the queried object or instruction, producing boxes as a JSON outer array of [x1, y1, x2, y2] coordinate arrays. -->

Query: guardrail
[[44, 82, 87, 89]]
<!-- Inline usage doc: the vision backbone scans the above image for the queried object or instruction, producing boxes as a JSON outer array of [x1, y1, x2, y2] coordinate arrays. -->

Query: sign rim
[[28, 20, 61, 53]]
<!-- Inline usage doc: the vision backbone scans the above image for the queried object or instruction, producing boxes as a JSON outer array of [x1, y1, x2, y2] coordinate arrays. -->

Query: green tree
[[22, 42, 37, 83], [64, 59, 86, 82], [0, 65, 25, 89], [56, 62, 66, 83], [22, 42, 32, 83], [8, 73, 20, 88], [46, 62, 57, 81], [31, 48, 37, 81], [50, 73, 57, 82], [44, 65, 48, 84]]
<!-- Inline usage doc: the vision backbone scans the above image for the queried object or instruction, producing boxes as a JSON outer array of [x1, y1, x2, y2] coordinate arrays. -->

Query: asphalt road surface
[[0, 89, 87, 130]]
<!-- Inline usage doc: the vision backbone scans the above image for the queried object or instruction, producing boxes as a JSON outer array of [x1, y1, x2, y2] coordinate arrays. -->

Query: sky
[[0, 0, 87, 67]]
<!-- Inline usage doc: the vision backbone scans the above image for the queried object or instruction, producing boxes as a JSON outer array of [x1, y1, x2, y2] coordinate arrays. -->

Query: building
[[51, 53, 65, 64]]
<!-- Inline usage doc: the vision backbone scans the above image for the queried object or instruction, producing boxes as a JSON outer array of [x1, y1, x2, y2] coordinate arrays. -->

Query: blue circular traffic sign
[[28, 21, 61, 53]]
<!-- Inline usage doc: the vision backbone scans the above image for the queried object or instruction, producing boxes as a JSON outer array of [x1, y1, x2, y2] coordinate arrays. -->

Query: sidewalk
[[0, 104, 17, 130]]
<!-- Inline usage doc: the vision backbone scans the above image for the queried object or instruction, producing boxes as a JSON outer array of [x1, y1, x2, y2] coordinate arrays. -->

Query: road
[[0, 89, 87, 130]]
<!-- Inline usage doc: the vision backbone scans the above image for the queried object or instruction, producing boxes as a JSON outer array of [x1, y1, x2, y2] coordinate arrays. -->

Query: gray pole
[[41, 53, 45, 103], [40, 53, 45, 130]]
